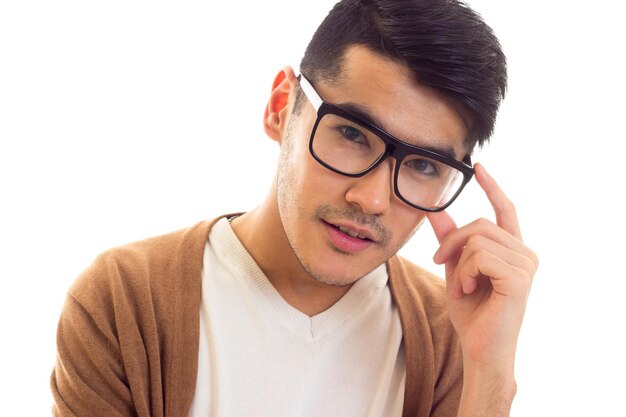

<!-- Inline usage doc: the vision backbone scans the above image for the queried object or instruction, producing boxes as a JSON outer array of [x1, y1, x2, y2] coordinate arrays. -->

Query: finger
[[434, 218, 536, 268], [475, 163, 523, 240], [460, 235, 538, 276], [455, 250, 532, 298], [454, 236, 538, 289], [446, 272, 465, 299], [427, 211, 458, 265], [427, 210, 458, 244]]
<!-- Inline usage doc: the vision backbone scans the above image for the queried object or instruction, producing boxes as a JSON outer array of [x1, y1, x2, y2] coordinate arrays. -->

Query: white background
[[1, 1, 625, 415]]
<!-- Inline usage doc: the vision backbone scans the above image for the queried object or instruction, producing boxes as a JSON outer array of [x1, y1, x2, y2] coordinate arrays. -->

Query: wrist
[[457, 362, 517, 417]]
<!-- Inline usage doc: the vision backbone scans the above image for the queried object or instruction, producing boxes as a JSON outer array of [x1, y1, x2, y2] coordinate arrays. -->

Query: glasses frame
[[298, 75, 475, 212]]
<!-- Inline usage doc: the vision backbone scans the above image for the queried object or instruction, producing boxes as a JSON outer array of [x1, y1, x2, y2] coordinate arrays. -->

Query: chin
[[308, 271, 363, 287], [299, 251, 382, 287]]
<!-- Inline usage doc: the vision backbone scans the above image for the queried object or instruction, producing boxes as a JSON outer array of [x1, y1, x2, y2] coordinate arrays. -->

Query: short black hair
[[299, 0, 507, 150]]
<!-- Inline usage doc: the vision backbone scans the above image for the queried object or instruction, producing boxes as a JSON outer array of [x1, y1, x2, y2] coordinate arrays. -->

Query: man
[[51, 0, 538, 416]]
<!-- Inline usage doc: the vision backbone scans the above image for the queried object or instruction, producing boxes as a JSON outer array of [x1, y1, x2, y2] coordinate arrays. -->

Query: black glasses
[[298, 75, 474, 212]]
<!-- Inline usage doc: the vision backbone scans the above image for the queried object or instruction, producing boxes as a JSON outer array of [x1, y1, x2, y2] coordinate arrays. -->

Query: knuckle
[[504, 198, 517, 214], [519, 270, 534, 290], [529, 249, 540, 270], [471, 249, 491, 267], [522, 256, 537, 275], [465, 234, 485, 249], [521, 247, 539, 272], [515, 265, 533, 283], [473, 217, 492, 229], [496, 196, 516, 216]]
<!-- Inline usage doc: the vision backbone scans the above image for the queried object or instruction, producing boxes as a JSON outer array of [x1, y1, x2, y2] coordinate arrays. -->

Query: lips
[[325, 220, 376, 241], [323, 220, 376, 253]]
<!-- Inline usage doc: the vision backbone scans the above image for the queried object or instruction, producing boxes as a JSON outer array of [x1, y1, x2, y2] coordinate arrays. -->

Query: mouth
[[335, 225, 371, 241], [322, 220, 377, 254], [324, 220, 375, 241]]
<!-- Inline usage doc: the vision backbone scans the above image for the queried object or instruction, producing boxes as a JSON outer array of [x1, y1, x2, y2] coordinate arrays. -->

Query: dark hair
[[299, 0, 507, 149]]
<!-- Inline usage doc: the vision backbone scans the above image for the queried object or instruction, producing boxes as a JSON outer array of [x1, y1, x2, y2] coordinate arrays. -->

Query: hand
[[427, 163, 538, 370]]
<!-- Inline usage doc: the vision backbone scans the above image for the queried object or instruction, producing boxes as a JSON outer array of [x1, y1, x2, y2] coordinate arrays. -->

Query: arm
[[50, 250, 157, 417], [428, 164, 538, 417], [51, 293, 137, 417]]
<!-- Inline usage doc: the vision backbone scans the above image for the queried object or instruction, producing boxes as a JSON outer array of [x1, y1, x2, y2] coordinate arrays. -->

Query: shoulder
[[54, 220, 219, 416], [67, 220, 214, 319]]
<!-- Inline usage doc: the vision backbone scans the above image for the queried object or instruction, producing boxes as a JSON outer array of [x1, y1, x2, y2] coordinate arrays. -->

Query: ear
[[263, 67, 298, 143]]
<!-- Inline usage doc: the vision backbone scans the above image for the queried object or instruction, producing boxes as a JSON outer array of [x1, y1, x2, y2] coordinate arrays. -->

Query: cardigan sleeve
[[51, 241, 167, 417], [50, 245, 165, 417], [51, 291, 138, 417], [50, 221, 209, 417], [388, 256, 463, 417], [428, 312, 463, 417]]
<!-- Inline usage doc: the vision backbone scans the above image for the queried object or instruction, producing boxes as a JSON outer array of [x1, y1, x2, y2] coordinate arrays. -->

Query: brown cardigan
[[51, 217, 462, 417]]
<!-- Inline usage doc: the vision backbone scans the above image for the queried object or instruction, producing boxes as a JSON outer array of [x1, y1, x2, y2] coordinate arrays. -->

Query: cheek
[[311, 164, 344, 192], [296, 150, 349, 201], [389, 206, 427, 245], [277, 136, 339, 213]]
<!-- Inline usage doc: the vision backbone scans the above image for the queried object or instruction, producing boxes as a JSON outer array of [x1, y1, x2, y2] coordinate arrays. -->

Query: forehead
[[312, 45, 469, 158]]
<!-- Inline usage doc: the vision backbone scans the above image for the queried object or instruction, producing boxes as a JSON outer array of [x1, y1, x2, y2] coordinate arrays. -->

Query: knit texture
[[51, 216, 462, 417]]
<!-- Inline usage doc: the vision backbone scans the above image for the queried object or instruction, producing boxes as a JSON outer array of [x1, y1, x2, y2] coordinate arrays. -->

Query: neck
[[230, 188, 352, 316]]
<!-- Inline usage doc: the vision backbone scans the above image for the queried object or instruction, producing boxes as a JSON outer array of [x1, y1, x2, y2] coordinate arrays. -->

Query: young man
[[51, 1, 538, 416]]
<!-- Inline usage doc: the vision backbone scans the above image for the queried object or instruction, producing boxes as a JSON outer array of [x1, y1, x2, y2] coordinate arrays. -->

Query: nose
[[344, 158, 394, 215]]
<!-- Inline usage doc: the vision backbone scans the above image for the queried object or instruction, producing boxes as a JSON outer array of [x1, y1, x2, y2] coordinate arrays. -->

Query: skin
[[429, 164, 538, 415], [233, 45, 468, 315], [233, 45, 538, 416]]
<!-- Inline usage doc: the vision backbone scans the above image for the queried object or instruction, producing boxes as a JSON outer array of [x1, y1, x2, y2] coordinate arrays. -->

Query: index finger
[[474, 163, 523, 240]]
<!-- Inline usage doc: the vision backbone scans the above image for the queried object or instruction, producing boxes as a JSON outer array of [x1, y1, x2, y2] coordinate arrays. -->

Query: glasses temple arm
[[298, 75, 323, 111]]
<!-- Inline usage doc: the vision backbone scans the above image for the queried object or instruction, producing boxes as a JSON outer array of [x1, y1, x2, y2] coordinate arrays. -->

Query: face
[[275, 45, 468, 286]]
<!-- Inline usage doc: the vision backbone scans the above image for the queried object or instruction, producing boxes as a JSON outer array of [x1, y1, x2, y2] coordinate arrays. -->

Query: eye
[[405, 158, 440, 177], [337, 125, 367, 144]]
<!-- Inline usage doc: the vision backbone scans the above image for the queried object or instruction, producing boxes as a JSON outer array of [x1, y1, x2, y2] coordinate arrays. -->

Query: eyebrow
[[335, 101, 459, 160]]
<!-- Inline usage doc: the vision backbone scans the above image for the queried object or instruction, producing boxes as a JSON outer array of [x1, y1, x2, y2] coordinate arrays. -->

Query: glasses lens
[[397, 154, 464, 210], [311, 113, 386, 174], [311, 111, 466, 210]]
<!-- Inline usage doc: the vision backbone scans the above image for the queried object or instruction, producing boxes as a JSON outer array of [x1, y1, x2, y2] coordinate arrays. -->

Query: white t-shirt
[[189, 218, 406, 417]]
